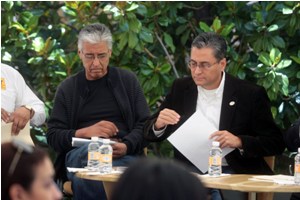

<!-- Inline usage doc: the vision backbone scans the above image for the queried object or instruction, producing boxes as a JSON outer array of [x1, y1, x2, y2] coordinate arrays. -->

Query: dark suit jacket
[[144, 73, 285, 174], [284, 118, 300, 152]]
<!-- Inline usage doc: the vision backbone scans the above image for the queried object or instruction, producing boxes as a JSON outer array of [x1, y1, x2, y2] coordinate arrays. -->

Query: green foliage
[[1, 1, 300, 157]]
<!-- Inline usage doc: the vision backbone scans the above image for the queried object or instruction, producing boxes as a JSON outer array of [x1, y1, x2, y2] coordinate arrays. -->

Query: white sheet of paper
[[167, 110, 234, 173], [1, 122, 33, 145], [72, 137, 117, 147]]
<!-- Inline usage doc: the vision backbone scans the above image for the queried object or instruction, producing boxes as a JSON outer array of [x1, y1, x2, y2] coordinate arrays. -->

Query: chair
[[63, 181, 73, 196], [255, 156, 275, 200]]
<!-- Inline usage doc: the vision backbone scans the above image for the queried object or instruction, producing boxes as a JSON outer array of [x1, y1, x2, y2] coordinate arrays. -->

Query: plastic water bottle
[[208, 141, 222, 177], [294, 148, 300, 184], [87, 137, 100, 170], [99, 139, 113, 173]]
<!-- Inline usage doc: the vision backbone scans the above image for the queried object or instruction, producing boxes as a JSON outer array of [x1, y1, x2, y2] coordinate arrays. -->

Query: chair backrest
[[257, 156, 275, 200], [264, 156, 275, 170], [143, 147, 148, 156]]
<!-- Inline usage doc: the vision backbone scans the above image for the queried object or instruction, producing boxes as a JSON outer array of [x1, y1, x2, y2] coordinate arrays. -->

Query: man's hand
[[209, 130, 242, 149], [76, 120, 119, 138], [154, 108, 180, 130], [1, 108, 10, 123], [112, 142, 127, 158], [9, 107, 31, 135]]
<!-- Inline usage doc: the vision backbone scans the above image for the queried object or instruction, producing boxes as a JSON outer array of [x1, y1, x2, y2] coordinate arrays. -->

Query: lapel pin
[[229, 101, 235, 106]]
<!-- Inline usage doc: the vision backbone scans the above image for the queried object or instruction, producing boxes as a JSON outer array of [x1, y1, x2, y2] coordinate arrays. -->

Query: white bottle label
[[99, 154, 112, 163], [88, 151, 100, 160]]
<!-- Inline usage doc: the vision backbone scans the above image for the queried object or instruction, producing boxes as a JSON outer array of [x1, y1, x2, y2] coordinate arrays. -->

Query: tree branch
[[154, 32, 179, 78]]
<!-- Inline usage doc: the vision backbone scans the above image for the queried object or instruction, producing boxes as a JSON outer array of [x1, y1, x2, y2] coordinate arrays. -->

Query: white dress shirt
[[196, 73, 225, 130], [1, 63, 46, 126]]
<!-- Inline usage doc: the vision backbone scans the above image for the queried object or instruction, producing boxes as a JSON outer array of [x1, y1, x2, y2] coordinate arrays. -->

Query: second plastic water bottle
[[294, 147, 300, 184], [87, 136, 100, 170], [99, 139, 113, 173], [208, 141, 222, 177]]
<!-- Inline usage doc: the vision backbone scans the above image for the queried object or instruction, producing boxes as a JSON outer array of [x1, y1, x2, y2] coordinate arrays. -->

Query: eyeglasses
[[188, 60, 218, 70], [82, 51, 110, 62], [8, 139, 34, 176]]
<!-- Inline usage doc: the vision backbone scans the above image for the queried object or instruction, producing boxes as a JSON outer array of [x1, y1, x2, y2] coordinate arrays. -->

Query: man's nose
[[92, 57, 101, 66], [194, 66, 203, 74]]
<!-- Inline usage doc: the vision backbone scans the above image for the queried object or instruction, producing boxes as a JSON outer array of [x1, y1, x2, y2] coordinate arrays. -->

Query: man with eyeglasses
[[47, 23, 150, 200], [144, 32, 285, 200]]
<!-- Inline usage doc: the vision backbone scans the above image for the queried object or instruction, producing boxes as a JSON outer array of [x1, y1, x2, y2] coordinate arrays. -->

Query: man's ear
[[9, 184, 29, 200], [220, 58, 227, 71], [78, 49, 82, 58], [108, 49, 112, 58]]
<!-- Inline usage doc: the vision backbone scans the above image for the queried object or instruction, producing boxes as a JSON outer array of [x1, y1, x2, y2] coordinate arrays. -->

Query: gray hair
[[191, 32, 227, 61], [78, 23, 113, 50]]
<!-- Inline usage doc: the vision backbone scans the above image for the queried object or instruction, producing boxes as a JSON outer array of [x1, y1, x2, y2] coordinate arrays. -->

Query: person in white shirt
[[1, 63, 46, 134]]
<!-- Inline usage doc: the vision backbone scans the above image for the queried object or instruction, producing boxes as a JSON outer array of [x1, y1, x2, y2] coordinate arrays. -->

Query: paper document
[[168, 110, 233, 173], [67, 167, 126, 174], [67, 167, 90, 173], [249, 174, 295, 185], [1, 122, 33, 145], [72, 137, 117, 147]]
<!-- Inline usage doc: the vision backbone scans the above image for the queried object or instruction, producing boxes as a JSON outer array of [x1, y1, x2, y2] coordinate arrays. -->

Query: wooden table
[[77, 172, 300, 200], [197, 174, 300, 200], [76, 171, 121, 200]]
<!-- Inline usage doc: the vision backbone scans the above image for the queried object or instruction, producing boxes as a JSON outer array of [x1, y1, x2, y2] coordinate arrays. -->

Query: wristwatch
[[22, 105, 34, 118]]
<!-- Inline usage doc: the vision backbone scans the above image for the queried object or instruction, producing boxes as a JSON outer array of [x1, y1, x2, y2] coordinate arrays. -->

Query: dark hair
[[191, 32, 227, 61], [1, 141, 48, 200], [111, 158, 207, 200]]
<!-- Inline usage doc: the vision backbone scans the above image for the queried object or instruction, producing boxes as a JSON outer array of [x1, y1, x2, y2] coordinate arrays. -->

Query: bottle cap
[[212, 141, 220, 147], [103, 139, 110, 144], [91, 136, 98, 141]]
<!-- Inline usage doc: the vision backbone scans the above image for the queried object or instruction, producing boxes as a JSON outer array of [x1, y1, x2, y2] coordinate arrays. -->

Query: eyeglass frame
[[81, 50, 110, 62], [188, 59, 219, 70], [8, 139, 34, 176]]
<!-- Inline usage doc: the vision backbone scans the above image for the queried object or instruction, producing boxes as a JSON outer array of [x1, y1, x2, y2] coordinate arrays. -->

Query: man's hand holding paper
[[167, 110, 234, 173], [209, 130, 242, 149]]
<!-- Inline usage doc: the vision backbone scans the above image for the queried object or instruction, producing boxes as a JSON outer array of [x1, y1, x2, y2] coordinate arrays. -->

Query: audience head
[[1, 139, 62, 200], [111, 158, 207, 200]]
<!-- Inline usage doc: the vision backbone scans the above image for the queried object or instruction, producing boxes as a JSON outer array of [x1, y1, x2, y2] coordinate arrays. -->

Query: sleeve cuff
[[152, 124, 167, 137]]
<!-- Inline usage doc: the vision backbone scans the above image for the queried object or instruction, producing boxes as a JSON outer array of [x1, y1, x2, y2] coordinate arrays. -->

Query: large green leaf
[[267, 24, 279, 32], [276, 59, 292, 69], [258, 52, 272, 66], [212, 17, 221, 31], [270, 36, 285, 48], [32, 37, 44, 52], [199, 22, 212, 32], [140, 29, 153, 43], [160, 63, 171, 74], [126, 2, 139, 11], [163, 32, 175, 53], [128, 18, 142, 33], [269, 48, 281, 64]]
